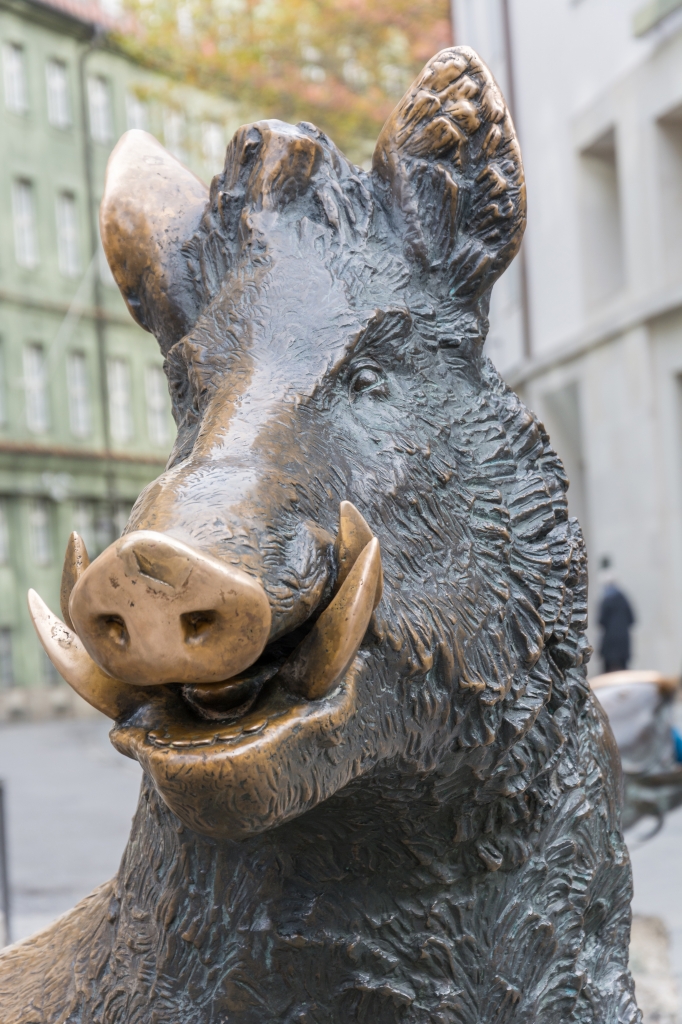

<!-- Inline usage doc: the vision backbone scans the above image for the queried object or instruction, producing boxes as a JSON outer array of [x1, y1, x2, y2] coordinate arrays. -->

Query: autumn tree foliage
[[117, 0, 452, 161]]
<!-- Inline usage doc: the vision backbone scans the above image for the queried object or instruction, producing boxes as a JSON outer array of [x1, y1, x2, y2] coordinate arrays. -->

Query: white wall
[[452, 0, 682, 674]]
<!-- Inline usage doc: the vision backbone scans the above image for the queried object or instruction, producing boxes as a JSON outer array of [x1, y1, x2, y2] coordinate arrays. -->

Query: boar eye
[[349, 365, 388, 401]]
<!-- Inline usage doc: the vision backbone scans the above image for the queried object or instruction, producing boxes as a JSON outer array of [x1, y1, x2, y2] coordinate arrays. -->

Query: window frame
[[28, 498, 53, 567], [23, 342, 50, 434], [12, 178, 40, 269], [67, 350, 92, 439], [0, 627, 15, 689], [145, 364, 170, 447], [45, 57, 71, 129], [2, 41, 28, 116], [107, 356, 134, 444], [87, 74, 113, 144], [55, 190, 81, 278], [125, 90, 148, 131]]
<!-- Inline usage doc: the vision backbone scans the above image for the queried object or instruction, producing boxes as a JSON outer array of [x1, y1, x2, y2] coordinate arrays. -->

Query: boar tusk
[[334, 501, 383, 607], [60, 532, 90, 631], [28, 589, 154, 720], [280, 537, 382, 701]]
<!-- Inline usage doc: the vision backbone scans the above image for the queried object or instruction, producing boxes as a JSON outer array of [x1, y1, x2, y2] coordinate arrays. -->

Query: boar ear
[[372, 47, 526, 301], [100, 130, 209, 353]]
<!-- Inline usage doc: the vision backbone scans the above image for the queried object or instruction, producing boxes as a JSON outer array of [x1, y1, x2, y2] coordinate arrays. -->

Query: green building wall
[[0, 0, 241, 696]]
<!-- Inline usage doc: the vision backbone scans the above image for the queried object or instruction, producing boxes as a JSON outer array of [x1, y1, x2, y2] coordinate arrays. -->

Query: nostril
[[99, 615, 129, 648], [68, 530, 272, 685], [181, 610, 218, 646]]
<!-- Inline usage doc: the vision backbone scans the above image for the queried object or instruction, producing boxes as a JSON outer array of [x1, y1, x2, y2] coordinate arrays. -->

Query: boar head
[[30, 47, 588, 846]]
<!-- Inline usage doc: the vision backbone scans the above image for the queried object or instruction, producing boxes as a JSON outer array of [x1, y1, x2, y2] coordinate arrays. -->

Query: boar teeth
[[28, 589, 153, 720], [334, 501, 383, 608], [60, 531, 90, 631], [280, 537, 382, 701]]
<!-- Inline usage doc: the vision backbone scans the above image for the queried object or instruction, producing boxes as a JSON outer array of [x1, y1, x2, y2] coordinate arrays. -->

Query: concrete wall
[[452, 0, 682, 674]]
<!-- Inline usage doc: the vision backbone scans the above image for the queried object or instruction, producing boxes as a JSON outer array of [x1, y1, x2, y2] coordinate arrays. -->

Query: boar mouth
[[179, 618, 317, 724], [171, 518, 383, 730], [27, 502, 383, 745], [177, 586, 336, 723]]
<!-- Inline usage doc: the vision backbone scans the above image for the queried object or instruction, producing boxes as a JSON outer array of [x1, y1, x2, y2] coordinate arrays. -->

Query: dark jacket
[[598, 585, 635, 666]]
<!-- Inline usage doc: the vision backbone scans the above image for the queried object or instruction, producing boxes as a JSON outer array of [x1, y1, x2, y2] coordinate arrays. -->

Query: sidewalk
[[631, 804, 682, 991], [0, 717, 141, 941]]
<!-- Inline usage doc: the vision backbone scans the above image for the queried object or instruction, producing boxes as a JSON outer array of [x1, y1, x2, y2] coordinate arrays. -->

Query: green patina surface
[[0, 0, 241, 688]]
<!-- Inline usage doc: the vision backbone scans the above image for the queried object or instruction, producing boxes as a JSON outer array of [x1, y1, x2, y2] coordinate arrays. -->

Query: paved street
[[0, 717, 141, 941], [631, 808, 682, 987], [1, 716, 682, 1001]]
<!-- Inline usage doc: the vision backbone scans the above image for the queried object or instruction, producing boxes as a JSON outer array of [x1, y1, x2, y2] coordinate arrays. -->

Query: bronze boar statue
[[0, 47, 641, 1024]]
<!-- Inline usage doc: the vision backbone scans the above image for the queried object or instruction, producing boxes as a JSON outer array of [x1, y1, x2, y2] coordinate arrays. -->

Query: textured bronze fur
[[0, 47, 641, 1023]]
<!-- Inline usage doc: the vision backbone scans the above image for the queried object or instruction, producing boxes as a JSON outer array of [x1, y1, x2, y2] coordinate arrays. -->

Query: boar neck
[[110, 772, 462, 973]]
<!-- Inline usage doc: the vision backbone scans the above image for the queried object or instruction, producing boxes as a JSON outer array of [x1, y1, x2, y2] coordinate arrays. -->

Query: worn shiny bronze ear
[[60, 531, 90, 631], [100, 130, 209, 353], [372, 46, 526, 299]]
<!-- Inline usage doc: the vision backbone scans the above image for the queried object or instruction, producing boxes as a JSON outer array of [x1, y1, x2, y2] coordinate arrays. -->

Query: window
[[56, 192, 80, 277], [98, 229, 116, 287], [12, 179, 39, 268], [95, 507, 114, 552], [0, 340, 7, 428], [107, 357, 133, 443], [23, 343, 49, 433], [125, 91, 147, 131], [177, 3, 194, 38], [42, 650, 59, 686], [202, 121, 224, 168], [658, 105, 682, 283], [45, 58, 70, 128], [114, 502, 131, 538], [29, 499, 52, 566], [87, 75, 113, 143], [67, 351, 91, 438], [2, 42, 27, 114], [99, 0, 122, 16], [0, 630, 14, 689], [579, 128, 625, 306], [73, 500, 95, 555], [163, 108, 186, 161], [145, 365, 170, 446], [0, 501, 10, 566]]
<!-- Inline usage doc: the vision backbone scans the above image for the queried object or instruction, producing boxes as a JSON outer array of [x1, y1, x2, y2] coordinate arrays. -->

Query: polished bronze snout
[[29, 504, 383, 721], [68, 531, 272, 687]]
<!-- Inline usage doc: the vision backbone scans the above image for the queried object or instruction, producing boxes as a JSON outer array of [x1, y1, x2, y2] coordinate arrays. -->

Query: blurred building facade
[[0, 0, 239, 700], [452, 0, 682, 675]]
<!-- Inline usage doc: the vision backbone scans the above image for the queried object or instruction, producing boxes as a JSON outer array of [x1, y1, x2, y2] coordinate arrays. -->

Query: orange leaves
[[117, 0, 452, 160]]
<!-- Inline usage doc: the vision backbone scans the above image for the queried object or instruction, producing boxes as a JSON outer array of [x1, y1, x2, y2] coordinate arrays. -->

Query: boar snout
[[67, 531, 272, 687], [31, 501, 383, 730]]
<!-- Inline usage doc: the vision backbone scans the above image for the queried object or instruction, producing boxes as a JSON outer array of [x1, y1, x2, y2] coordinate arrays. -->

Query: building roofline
[[0, 0, 118, 41], [0, 0, 205, 89]]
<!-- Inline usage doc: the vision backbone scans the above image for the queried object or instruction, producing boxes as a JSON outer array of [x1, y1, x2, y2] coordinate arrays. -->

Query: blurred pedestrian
[[598, 557, 635, 673]]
